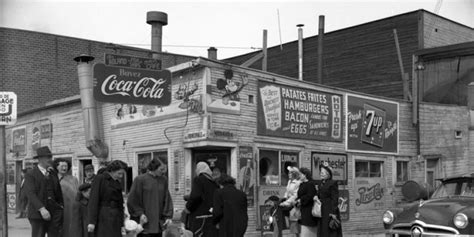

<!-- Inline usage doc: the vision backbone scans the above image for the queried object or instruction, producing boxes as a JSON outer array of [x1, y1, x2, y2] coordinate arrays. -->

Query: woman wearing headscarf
[[280, 166, 302, 236], [297, 167, 319, 236], [87, 160, 128, 237], [185, 162, 219, 237], [318, 162, 343, 237], [55, 158, 79, 237]]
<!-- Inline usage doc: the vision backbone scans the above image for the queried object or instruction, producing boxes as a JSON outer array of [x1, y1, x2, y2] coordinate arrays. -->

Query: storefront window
[[259, 149, 299, 186], [396, 161, 408, 183], [355, 160, 383, 178], [137, 150, 168, 177]]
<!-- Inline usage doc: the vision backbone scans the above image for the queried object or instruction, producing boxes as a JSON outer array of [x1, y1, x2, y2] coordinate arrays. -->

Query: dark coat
[[23, 166, 63, 220], [297, 180, 319, 227], [212, 185, 248, 237], [127, 173, 173, 234], [88, 172, 124, 237], [71, 194, 89, 237], [318, 179, 343, 237], [185, 174, 219, 237]]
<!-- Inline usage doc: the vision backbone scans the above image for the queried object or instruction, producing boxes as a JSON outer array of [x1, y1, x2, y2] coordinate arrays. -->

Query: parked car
[[383, 173, 474, 236]]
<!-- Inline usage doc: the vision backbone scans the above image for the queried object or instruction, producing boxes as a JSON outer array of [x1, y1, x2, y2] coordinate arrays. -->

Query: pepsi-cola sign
[[93, 63, 171, 105]]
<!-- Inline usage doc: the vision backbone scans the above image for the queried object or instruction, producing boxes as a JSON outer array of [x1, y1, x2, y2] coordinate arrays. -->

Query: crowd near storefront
[[3, 10, 474, 237]]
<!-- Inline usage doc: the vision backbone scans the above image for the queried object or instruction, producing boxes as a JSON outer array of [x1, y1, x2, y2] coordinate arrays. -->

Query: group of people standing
[[23, 146, 171, 237], [184, 161, 249, 237], [266, 164, 343, 237]]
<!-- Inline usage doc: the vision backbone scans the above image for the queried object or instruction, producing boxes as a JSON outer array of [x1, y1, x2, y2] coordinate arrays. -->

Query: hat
[[320, 161, 333, 178], [78, 183, 91, 192], [33, 146, 53, 159], [84, 164, 94, 171], [287, 166, 300, 173], [265, 195, 280, 203]]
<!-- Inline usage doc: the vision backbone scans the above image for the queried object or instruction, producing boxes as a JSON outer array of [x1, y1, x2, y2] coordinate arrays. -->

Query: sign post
[[0, 92, 17, 237]]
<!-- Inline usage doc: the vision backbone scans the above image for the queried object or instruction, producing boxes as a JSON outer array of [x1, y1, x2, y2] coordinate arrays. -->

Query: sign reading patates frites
[[93, 63, 171, 105]]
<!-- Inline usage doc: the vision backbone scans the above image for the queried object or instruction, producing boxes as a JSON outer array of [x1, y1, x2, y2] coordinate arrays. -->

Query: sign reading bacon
[[93, 63, 171, 105]]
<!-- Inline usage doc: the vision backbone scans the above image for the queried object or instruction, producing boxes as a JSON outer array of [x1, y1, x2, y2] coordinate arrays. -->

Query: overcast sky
[[1, 0, 473, 59]]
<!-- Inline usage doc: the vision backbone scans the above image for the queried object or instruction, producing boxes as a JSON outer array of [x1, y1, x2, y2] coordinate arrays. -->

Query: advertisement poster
[[260, 205, 275, 236], [354, 178, 385, 211], [339, 189, 350, 221], [257, 81, 343, 142], [237, 146, 255, 207], [207, 69, 247, 115], [12, 126, 26, 156], [40, 123, 52, 149], [346, 94, 399, 154], [32, 124, 41, 152], [311, 152, 348, 184], [105, 53, 162, 70], [93, 63, 172, 105]]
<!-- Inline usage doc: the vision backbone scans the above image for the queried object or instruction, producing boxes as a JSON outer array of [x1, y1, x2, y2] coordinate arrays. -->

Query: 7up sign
[[0, 92, 17, 125]]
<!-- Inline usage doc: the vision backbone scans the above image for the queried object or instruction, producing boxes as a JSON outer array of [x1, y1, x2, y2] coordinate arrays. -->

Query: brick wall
[[0, 27, 196, 114]]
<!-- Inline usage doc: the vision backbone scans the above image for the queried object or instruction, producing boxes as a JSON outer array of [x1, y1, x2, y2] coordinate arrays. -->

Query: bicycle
[[193, 214, 213, 237]]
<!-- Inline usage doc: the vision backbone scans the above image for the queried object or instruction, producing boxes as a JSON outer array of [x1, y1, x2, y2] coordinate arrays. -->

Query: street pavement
[[7, 212, 30, 237]]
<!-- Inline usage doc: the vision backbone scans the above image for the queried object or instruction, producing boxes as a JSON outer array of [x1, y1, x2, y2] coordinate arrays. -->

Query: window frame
[[355, 160, 384, 178], [258, 148, 300, 186], [395, 160, 409, 184]]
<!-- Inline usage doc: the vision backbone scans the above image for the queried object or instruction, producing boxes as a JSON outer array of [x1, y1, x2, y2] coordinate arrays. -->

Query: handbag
[[311, 196, 322, 217], [329, 214, 341, 230]]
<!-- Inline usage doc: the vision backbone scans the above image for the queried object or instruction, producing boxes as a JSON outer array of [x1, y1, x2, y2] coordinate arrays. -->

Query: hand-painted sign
[[105, 53, 162, 70], [32, 125, 41, 151], [257, 81, 343, 141], [346, 94, 399, 154], [354, 178, 385, 211], [238, 146, 255, 207], [311, 152, 347, 184], [0, 92, 17, 125], [93, 63, 171, 105]]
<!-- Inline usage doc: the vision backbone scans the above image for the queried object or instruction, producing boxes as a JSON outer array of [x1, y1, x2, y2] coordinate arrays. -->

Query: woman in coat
[[185, 162, 219, 237], [297, 167, 319, 236], [318, 163, 343, 237], [280, 166, 302, 235], [88, 160, 128, 237], [71, 183, 91, 237], [212, 174, 248, 237]]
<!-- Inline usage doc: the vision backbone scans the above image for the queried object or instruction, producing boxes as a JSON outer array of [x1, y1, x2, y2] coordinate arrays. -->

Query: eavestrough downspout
[[74, 54, 108, 158]]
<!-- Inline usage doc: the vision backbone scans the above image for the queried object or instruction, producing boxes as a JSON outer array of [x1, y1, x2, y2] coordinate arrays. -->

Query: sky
[[1, 0, 473, 59]]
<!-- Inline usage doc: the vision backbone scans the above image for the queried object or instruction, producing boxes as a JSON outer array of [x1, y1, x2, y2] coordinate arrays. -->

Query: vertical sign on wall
[[237, 146, 255, 206], [339, 189, 350, 221], [12, 127, 26, 156], [346, 94, 399, 154]]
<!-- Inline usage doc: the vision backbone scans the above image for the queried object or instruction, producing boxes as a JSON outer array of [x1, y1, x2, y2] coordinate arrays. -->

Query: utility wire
[[118, 43, 261, 50]]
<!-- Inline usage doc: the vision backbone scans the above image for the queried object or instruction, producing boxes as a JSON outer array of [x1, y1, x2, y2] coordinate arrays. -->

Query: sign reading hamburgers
[[93, 63, 171, 105]]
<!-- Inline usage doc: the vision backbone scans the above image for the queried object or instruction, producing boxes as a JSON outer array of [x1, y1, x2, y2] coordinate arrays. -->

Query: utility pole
[[0, 91, 18, 237], [0, 125, 7, 237]]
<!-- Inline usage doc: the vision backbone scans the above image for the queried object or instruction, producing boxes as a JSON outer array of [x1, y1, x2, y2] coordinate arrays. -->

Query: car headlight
[[383, 210, 395, 224], [454, 213, 468, 229]]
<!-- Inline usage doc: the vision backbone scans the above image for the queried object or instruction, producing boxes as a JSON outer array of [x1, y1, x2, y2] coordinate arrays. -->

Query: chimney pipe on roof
[[208, 47, 217, 60], [147, 11, 168, 58], [318, 15, 325, 84], [297, 24, 304, 81]]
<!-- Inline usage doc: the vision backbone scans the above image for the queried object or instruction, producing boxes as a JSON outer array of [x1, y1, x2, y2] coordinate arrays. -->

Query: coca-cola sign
[[93, 63, 171, 105]]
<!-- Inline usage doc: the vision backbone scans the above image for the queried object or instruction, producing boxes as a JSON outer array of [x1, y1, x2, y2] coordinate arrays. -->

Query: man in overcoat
[[23, 146, 64, 237]]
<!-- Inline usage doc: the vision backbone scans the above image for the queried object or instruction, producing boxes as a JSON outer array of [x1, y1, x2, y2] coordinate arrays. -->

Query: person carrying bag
[[318, 162, 343, 237]]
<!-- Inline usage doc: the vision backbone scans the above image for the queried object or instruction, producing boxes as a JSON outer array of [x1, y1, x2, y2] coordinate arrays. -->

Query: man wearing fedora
[[23, 146, 64, 237]]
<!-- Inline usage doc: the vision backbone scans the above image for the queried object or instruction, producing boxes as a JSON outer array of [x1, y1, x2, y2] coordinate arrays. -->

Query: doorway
[[192, 148, 231, 180], [79, 159, 92, 184]]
